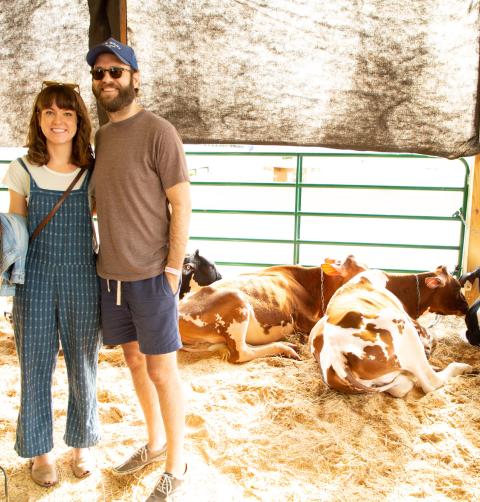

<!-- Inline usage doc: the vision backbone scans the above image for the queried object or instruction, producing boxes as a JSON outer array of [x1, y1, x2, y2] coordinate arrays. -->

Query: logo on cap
[[104, 40, 122, 50]]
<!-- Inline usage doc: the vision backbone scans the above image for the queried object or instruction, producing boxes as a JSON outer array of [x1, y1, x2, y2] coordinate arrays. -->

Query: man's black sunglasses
[[90, 66, 132, 80]]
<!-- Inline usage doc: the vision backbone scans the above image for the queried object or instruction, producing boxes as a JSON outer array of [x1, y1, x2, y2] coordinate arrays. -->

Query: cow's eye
[[183, 263, 194, 273]]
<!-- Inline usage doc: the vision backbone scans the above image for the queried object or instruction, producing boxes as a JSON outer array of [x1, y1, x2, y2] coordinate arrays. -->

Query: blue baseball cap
[[86, 37, 138, 71]]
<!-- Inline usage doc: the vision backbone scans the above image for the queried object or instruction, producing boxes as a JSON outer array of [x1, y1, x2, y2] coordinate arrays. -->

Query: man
[[86, 38, 191, 501]]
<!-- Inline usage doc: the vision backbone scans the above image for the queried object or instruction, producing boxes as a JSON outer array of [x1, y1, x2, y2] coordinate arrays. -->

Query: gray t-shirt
[[93, 109, 189, 281]]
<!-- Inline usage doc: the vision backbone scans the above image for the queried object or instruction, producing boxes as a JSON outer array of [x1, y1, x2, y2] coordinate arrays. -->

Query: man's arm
[[165, 181, 192, 292]]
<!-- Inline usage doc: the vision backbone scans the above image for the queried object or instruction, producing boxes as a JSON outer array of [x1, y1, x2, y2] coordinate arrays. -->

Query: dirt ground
[[0, 304, 479, 502]]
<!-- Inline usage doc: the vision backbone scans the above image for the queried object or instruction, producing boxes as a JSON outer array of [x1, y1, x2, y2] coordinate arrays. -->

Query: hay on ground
[[0, 307, 479, 501]]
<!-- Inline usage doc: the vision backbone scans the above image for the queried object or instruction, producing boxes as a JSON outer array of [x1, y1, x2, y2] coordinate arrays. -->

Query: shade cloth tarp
[[2, 1, 480, 159]]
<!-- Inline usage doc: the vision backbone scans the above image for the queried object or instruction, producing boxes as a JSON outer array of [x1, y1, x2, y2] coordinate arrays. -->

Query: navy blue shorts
[[100, 273, 182, 355]]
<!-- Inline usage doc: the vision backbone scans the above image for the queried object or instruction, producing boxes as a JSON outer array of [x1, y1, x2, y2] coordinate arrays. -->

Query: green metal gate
[[185, 150, 469, 275]]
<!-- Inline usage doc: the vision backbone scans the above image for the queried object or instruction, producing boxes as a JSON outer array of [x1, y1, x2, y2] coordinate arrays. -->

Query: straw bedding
[[0, 306, 479, 501]]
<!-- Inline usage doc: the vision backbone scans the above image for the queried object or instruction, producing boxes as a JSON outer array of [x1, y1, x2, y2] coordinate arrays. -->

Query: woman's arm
[[9, 189, 28, 217]]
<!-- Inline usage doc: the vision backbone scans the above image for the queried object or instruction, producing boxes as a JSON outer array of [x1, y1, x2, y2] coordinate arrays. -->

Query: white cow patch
[[226, 318, 250, 347], [350, 269, 387, 288], [180, 314, 207, 327], [215, 314, 226, 329]]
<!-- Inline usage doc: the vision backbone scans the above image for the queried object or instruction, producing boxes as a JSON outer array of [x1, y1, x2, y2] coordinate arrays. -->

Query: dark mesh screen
[[1, 1, 480, 159], [127, 0, 480, 158]]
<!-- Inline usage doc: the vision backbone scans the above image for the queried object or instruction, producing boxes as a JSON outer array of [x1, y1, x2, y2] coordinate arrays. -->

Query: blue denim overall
[[13, 160, 101, 457]]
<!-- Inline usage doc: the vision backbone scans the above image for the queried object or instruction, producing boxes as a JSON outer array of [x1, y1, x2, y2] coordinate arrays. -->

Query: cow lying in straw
[[179, 255, 368, 362], [309, 268, 472, 397]]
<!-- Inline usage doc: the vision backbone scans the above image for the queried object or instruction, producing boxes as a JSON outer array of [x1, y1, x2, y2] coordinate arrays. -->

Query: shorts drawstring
[[106, 279, 121, 305], [116, 280, 121, 306]]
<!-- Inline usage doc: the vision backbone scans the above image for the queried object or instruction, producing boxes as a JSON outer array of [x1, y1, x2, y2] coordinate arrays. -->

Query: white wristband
[[165, 266, 181, 277]]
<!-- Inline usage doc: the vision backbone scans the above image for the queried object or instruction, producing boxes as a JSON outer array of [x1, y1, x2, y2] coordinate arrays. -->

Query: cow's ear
[[436, 265, 449, 275], [321, 262, 341, 276], [194, 249, 200, 256], [428, 266, 449, 289], [425, 276, 446, 289]]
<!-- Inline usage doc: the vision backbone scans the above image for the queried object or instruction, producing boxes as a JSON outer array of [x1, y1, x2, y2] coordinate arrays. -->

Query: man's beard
[[93, 78, 136, 113]]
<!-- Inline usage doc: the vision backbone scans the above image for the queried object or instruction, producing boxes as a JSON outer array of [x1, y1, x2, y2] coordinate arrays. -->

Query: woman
[[3, 82, 100, 487]]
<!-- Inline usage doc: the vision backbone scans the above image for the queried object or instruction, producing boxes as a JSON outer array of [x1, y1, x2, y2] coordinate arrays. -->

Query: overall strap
[[16, 157, 37, 187], [30, 166, 88, 244], [80, 165, 93, 190], [17, 157, 30, 173]]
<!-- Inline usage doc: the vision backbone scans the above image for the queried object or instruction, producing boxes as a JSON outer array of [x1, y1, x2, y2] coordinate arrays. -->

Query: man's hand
[[165, 271, 180, 294]]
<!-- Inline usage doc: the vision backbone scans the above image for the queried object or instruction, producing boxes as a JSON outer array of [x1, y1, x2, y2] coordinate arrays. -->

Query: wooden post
[[273, 167, 294, 182], [465, 155, 480, 305], [88, 0, 127, 46], [88, 0, 128, 125], [119, 0, 127, 43]]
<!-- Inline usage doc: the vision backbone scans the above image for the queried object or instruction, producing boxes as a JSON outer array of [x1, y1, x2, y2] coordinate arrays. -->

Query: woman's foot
[[71, 447, 95, 479], [30, 453, 58, 487]]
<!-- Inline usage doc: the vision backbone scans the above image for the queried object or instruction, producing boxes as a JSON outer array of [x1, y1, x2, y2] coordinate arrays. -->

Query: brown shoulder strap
[[29, 166, 88, 244]]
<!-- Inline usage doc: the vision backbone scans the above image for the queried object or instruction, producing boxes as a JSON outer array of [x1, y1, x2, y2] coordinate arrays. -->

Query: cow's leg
[[234, 341, 300, 363], [225, 304, 299, 363], [393, 318, 471, 393], [411, 319, 435, 357], [433, 362, 473, 381], [385, 374, 415, 398]]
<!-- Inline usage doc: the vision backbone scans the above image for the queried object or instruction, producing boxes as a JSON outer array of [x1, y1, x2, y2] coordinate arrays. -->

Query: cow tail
[[343, 367, 414, 394]]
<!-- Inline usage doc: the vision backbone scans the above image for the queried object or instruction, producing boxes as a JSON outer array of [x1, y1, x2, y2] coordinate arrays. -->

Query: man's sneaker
[[112, 444, 167, 475], [145, 464, 188, 501]]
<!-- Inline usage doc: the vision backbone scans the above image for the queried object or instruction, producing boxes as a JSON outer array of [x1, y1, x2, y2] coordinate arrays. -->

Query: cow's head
[[321, 254, 369, 283], [459, 266, 480, 289], [180, 250, 222, 299], [305, 254, 369, 318], [424, 266, 468, 316]]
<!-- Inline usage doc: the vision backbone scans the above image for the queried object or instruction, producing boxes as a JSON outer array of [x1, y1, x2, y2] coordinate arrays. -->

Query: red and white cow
[[179, 255, 368, 363], [381, 266, 470, 354], [309, 268, 472, 397]]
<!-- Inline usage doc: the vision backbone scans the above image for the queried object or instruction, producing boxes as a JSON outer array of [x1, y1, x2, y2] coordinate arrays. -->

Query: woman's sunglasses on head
[[41, 81, 80, 93], [90, 67, 132, 80]]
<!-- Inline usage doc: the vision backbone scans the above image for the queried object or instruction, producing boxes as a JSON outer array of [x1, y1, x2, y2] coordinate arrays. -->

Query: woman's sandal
[[72, 451, 95, 479], [30, 459, 58, 487]]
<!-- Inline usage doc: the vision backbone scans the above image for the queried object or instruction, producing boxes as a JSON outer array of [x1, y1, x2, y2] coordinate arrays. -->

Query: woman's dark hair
[[25, 84, 94, 168]]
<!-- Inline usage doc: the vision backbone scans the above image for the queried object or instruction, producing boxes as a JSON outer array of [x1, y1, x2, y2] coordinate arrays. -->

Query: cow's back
[[326, 278, 401, 327], [194, 266, 321, 331]]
